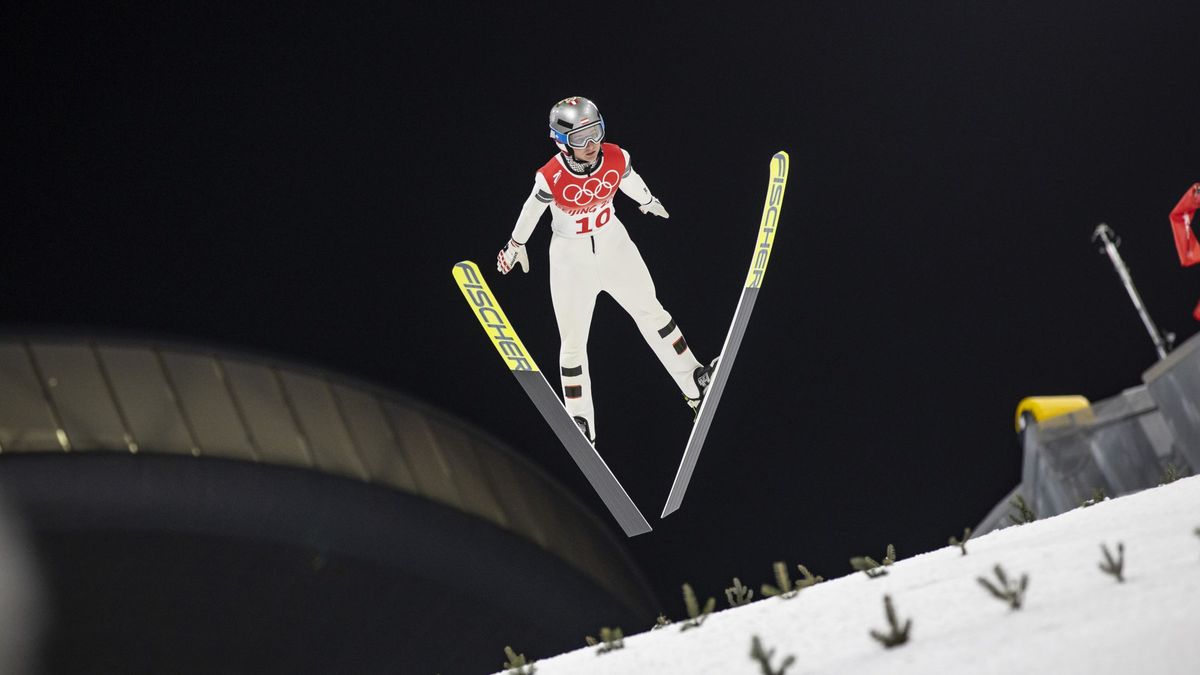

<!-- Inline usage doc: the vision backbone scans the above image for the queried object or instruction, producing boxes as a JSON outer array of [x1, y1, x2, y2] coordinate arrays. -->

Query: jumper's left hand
[[639, 197, 670, 219]]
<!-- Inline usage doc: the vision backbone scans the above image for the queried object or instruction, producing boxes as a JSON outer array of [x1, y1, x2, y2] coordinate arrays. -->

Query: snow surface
[[499, 475, 1200, 674]]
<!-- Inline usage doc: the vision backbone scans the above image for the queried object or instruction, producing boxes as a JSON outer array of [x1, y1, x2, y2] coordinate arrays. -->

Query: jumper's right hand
[[497, 239, 529, 274]]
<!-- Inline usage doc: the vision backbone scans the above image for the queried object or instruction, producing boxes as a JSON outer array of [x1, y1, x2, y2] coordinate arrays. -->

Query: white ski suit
[[509, 143, 702, 440]]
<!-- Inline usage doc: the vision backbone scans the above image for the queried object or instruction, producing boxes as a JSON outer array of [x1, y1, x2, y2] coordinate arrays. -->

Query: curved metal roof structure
[[0, 333, 656, 673]]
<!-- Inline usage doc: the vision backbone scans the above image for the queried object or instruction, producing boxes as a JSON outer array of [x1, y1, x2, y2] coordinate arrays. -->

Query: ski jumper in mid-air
[[497, 96, 715, 444]]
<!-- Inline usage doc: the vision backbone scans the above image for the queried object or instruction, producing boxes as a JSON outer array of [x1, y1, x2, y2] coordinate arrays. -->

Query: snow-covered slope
[[501, 475, 1200, 674]]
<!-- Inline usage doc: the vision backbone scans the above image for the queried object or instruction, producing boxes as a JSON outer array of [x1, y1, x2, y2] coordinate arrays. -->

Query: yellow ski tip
[[452, 260, 539, 372], [744, 151, 790, 289]]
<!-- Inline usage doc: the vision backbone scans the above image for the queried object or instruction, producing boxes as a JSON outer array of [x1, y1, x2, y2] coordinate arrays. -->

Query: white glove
[[496, 239, 529, 274], [638, 197, 670, 219]]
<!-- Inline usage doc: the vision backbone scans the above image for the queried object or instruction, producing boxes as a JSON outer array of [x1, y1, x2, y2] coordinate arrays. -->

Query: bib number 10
[[575, 207, 612, 235]]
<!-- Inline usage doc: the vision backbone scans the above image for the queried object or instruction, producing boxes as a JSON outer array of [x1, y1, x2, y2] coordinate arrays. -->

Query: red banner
[[1170, 183, 1200, 267]]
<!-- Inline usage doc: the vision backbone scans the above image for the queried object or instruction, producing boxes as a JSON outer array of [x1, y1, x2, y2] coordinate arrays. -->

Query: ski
[[661, 151, 790, 518], [452, 260, 653, 537]]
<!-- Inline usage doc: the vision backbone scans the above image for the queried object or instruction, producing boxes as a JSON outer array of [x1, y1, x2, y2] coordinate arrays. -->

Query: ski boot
[[685, 357, 720, 419], [573, 416, 595, 445]]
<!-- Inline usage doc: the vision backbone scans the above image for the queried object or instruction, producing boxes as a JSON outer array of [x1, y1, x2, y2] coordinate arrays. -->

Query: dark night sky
[[6, 2, 1198, 616]]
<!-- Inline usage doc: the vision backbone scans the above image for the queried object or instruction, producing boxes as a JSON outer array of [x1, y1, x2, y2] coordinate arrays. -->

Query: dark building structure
[[976, 330, 1200, 535], [0, 334, 656, 674]]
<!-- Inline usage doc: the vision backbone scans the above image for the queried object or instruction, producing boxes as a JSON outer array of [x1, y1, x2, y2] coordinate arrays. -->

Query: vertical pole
[[1092, 223, 1171, 360]]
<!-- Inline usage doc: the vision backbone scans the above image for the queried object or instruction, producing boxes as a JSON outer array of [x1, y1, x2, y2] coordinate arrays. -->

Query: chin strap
[[561, 147, 602, 175]]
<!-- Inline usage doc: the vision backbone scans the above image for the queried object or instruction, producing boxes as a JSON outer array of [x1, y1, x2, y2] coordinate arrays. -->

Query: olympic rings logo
[[561, 169, 621, 206]]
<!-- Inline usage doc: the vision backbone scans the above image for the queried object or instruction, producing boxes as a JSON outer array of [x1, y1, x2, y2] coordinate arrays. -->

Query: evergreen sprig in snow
[[750, 635, 796, 674], [1080, 488, 1107, 508], [949, 527, 972, 555], [851, 545, 896, 578], [762, 561, 823, 599], [680, 583, 716, 631], [584, 627, 624, 654], [978, 564, 1030, 610], [1099, 542, 1125, 583], [502, 645, 535, 675], [1161, 463, 1184, 485], [1009, 494, 1037, 525], [725, 577, 754, 607], [869, 595, 912, 648]]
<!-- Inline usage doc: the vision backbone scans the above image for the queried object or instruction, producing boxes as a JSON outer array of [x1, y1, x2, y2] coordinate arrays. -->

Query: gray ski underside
[[661, 286, 761, 517], [513, 370, 652, 537]]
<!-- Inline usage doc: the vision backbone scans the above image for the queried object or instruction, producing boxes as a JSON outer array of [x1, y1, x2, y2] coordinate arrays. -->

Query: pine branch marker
[[949, 527, 972, 556], [795, 564, 824, 589], [502, 646, 535, 675], [852, 545, 896, 578], [726, 577, 755, 607], [869, 595, 912, 648], [978, 564, 1029, 610], [1161, 463, 1183, 485], [1009, 494, 1037, 525], [1081, 488, 1106, 508], [851, 556, 887, 578], [762, 561, 798, 599], [750, 635, 796, 675], [1099, 542, 1125, 583], [680, 583, 716, 631], [586, 627, 624, 654]]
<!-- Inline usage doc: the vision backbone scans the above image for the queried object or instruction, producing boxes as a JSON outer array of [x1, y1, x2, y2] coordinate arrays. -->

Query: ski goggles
[[550, 119, 605, 148]]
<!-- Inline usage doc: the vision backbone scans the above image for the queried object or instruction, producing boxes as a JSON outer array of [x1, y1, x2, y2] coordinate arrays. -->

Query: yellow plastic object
[[1015, 396, 1091, 432], [452, 260, 539, 372], [744, 151, 789, 289]]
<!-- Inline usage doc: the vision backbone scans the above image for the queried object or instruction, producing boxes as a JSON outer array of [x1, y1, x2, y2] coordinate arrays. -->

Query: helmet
[[548, 96, 605, 154]]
